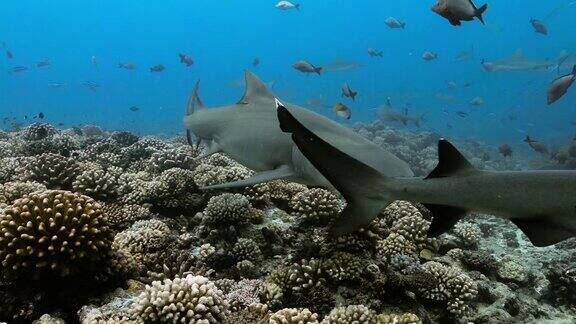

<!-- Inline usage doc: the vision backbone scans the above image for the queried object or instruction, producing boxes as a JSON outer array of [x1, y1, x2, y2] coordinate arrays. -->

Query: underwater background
[[1, 1, 576, 323]]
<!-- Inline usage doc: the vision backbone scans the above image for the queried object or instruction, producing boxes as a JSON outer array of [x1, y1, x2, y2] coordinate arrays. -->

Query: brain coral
[[131, 274, 229, 323], [0, 190, 113, 279]]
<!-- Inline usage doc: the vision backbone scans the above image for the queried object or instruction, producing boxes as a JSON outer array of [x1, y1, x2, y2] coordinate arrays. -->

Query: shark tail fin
[[424, 139, 476, 236], [276, 99, 391, 235], [475, 4, 488, 24], [315, 66, 322, 75]]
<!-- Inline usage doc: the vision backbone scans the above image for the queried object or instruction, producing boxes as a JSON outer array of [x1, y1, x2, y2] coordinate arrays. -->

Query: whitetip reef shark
[[183, 70, 413, 189], [276, 102, 576, 247]]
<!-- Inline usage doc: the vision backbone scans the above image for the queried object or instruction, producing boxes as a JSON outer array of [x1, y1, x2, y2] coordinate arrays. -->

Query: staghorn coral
[[321, 304, 376, 323], [420, 261, 478, 317], [21, 153, 81, 189], [269, 308, 319, 324], [203, 193, 252, 226], [289, 188, 343, 225], [0, 190, 113, 279], [131, 275, 229, 323]]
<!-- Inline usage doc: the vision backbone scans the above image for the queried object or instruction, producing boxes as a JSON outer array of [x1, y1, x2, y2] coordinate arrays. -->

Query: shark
[[276, 102, 576, 247], [183, 71, 413, 190], [481, 49, 569, 73], [377, 98, 424, 127]]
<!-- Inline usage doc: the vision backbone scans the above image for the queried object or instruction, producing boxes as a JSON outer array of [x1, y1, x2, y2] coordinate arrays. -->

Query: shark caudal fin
[[276, 99, 391, 235], [475, 4, 488, 24], [424, 139, 476, 237]]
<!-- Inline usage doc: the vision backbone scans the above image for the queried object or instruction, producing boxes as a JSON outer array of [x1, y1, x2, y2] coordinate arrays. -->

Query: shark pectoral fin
[[424, 204, 467, 237], [196, 141, 222, 160], [330, 198, 392, 236], [510, 218, 576, 247], [200, 165, 294, 190]]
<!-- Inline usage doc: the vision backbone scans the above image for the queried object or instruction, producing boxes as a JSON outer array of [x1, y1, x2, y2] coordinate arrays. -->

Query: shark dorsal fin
[[425, 139, 475, 179], [186, 80, 206, 115], [237, 70, 274, 105], [511, 49, 524, 59]]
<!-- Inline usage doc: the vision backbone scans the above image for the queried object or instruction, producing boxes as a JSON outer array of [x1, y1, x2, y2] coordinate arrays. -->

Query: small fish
[[118, 62, 137, 70], [322, 59, 363, 72], [530, 18, 548, 35], [367, 48, 383, 57], [275, 1, 299, 10], [446, 80, 457, 90], [524, 136, 549, 155], [293, 60, 322, 75], [551, 150, 569, 164], [80, 81, 100, 91], [431, 0, 488, 26], [150, 64, 165, 72], [454, 46, 474, 62], [341, 83, 357, 101], [91, 55, 98, 67], [469, 96, 484, 106], [463, 80, 474, 88], [252, 57, 260, 66], [498, 144, 513, 158], [422, 51, 438, 61], [48, 82, 65, 88], [547, 65, 575, 105], [9, 66, 27, 73], [2, 42, 13, 59], [36, 59, 50, 68], [456, 110, 468, 118], [333, 103, 351, 119], [129, 106, 140, 112], [178, 53, 194, 67], [385, 17, 406, 29], [34, 112, 45, 119]]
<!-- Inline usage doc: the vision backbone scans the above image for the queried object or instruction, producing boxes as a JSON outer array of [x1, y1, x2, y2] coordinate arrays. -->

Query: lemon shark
[[276, 103, 576, 247], [183, 71, 413, 189]]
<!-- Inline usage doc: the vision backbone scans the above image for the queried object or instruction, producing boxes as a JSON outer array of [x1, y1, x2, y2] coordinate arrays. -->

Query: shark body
[[183, 71, 413, 189], [482, 49, 569, 73], [277, 103, 576, 247]]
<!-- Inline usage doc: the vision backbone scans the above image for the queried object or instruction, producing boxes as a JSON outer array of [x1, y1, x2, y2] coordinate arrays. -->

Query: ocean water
[[2, 1, 576, 323]]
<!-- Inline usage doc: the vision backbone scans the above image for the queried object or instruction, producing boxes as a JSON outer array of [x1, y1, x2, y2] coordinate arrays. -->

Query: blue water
[[1, 0, 575, 145]]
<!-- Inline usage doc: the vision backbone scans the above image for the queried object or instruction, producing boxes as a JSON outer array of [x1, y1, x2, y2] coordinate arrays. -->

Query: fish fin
[[315, 67, 322, 75], [425, 139, 475, 179], [196, 141, 222, 159], [475, 3, 488, 24], [186, 80, 205, 116], [200, 165, 294, 190], [510, 217, 576, 247], [572, 64, 576, 76], [276, 99, 389, 235], [424, 204, 468, 237], [237, 70, 274, 104], [448, 16, 462, 26]]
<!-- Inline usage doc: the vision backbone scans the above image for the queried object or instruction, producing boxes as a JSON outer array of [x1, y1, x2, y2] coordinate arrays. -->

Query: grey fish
[[118, 62, 137, 70], [178, 53, 194, 67], [48, 82, 65, 88], [2, 42, 13, 59], [482, 49, 567, 72], [524, 136, 549, 155], [36, 59, 50, 68], [9, 66, 27, 73], [150, 64, 165, 72], [275, 1, 299, 10], [547, 65, 575, 105], [431, 0, 488, 26], [530, 18, 548, 35], [469, 96, 484, 106], [322, 59, 363, 72], [183, 70, 412, 190], [454, 46, 474, 62], [252, 57, 260, 66], [367, 48, 383, 57], [129, 106, 140, 112], [378, 98, 424, 127], [422, 51, 438, 61], [293, 60, 322, 75], [385, 17, 406, 29], [341, 83, 357, 101], [499, 144, 512, 157], [80, 81, 99, 91], [277, 107, 576, 246]]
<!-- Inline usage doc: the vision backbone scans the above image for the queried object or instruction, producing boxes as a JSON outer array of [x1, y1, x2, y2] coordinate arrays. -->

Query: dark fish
[[48, 82, 66, 88], [9, 66, 27, 73], [80, 81, 100, 91], [252, 57, 260, 66], [530, 18, 548, 35], [431, 0, 488, 26], [33, 112, 45, 119], [422, 51, 438, 61], [178, 53, 194, 67], [129, 106, 140, 112], [498, 144, 513, 157], [36, 59, 50, 68], [2, 42, 13, 59], [547, 65, 575, 105], [524, 136, 549, 155], [456, 111, 468, 118], [150, 64, 165, 72], [341, 82, 357, 101], [454, 46, 474, 62], [385, 17, 406, 29], [293, 60, 322, 75], [551, 150, 569, 164], [367, 48, 383, 57], [118, 62, 137, 70]]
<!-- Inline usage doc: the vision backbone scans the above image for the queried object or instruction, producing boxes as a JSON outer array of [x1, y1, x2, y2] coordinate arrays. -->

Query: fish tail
[[572, 64, 576, 76], [315, 66, 322, 75], [476, 3, 488, 24], [295, 3, 300, 10]]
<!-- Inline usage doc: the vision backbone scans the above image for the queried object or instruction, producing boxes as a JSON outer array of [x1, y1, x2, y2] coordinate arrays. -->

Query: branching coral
[[269, 308, 319, 324], [0, 190, 113, 279], [0, 181, 46, 206], [203, 193, 252, 226], [131, 275, 230, 323], [21, 153, 81, 189], [148, 147, 196, 173], [453, 221, 482, 248], [375, 312, 422, 324], [321, 305, 376, 323], [322, 252, 367, 283], [102, 203, 153, 230], [72, 166, 120, 200], [232, 238, 262, 263], [289, 188, 343, 225]]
